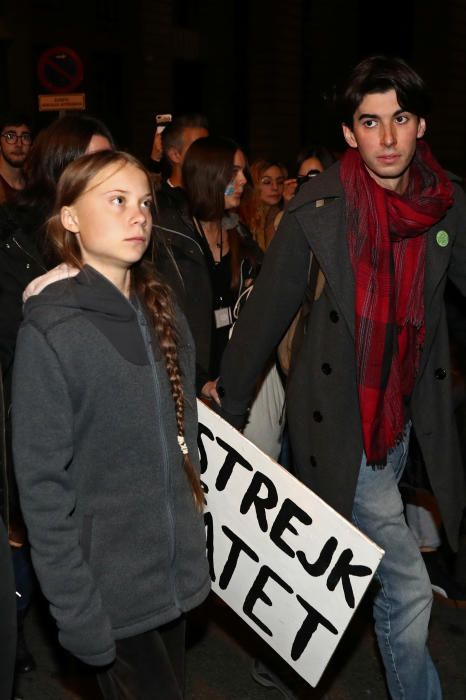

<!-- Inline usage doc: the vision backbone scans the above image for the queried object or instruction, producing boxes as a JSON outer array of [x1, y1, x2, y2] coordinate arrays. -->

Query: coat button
[[310, 455, 317, 467], [313, 411, 323, 422], [321, 363, 332, 375], [329, 310, 339, 323], [434, 368, 446, 380]]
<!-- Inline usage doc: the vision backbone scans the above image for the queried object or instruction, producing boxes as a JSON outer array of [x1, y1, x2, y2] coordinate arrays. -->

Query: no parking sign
[[37, 46, 85, 112], [38, 46, 84, 93]]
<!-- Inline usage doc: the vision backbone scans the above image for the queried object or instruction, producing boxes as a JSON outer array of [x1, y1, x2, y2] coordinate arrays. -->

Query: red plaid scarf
[[340, 141, 453, 465]]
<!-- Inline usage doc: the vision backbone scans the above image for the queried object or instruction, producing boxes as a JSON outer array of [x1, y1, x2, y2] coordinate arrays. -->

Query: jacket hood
[[24, 266, 150, 365]]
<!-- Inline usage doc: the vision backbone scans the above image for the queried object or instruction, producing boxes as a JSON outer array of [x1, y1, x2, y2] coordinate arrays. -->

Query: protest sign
[[198, 400, 384, 687]]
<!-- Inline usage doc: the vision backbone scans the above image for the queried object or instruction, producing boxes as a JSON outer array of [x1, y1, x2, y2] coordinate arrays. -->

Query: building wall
[[0, 0, 464, 176]]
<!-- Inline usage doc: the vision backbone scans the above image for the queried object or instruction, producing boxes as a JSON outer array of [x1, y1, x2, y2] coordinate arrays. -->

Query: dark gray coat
[[12, 267, 210, 666], [219, 162, 466, 551]]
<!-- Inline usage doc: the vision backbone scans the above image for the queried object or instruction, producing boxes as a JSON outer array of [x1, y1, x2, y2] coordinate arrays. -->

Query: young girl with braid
[[11, 150, 209, 699]]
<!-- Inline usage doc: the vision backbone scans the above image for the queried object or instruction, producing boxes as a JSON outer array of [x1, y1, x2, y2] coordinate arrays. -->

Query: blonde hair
[[239, 159, 286, 251]]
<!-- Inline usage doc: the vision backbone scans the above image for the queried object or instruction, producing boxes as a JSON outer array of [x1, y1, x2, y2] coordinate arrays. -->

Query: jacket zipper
[[133, 300, 181, 609], [12, 237, 47, 272], [154, 225, 205, 257]]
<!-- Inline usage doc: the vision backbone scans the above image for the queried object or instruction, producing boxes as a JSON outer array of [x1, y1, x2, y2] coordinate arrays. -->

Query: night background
[[1, 0, 465, 175]]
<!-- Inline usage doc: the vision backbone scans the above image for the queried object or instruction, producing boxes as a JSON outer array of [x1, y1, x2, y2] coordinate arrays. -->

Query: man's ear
[[417, 117, 427, 139], [342, 123, 358, 149], [166, 146, 182, 165], [61, 206, 80, 233]]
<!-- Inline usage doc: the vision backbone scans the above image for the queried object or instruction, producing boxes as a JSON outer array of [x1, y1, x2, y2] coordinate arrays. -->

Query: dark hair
[[47, 150, 204, 510], [161, 112, 209, 155], [15, 114, 113, 240], [340, 55, 430, 126], [183, 136, 240, 221], [0, 111, 33, 134], [295, 145, 335, 175], [24, 114, 114, 196]]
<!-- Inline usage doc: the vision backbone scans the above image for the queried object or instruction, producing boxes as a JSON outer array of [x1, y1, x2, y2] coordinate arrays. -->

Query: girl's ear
[[61, 206, 80, 233]]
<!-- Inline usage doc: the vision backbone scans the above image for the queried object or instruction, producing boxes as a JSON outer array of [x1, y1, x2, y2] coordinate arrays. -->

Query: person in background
[[284, 145, 336, 200], [0, 113, 32, 204], [155, 135, 261, 403], [0, 113, 114, 379], [157, 113, 209, 212], [0, 113, 114, 680], [239, 159, 288, 251], [12, 150, 209, 700]]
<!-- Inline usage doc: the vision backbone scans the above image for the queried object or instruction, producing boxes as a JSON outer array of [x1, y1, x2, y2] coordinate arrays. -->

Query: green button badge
[[436, 230, 449, 247]]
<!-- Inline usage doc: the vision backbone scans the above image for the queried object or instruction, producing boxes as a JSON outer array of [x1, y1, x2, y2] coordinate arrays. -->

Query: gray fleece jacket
[[12, 266, 210, 666]]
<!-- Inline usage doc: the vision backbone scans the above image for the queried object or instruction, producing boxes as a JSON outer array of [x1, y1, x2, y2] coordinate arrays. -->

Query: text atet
[[198, 401, 384, 688]]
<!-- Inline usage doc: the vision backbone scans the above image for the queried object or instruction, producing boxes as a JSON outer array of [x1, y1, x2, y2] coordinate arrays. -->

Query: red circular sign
[[37, 46, 84, 94]]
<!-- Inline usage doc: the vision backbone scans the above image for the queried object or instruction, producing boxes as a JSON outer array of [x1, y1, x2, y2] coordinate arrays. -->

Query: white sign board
[[198, 401, 384, 688]]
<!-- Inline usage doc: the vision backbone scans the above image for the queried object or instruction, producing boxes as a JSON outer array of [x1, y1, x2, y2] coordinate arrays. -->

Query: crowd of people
[[1, 54, 466, 700]]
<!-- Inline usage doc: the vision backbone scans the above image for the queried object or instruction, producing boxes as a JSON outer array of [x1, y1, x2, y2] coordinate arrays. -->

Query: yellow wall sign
[[38, 93, 86, 112]]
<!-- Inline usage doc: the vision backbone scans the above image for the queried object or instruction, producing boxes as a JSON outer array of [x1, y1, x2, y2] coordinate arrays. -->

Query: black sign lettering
[[219, 525, 259, 590], [203, 511, 216, 581], [243, 565, 293, 637], [292, 594, 338, 660], [198, 423, 214, 476], [270, 498, 312, 557], [327, 549, 373, 608], [215, 437, 253, 491], [240, 471, 278, 532], [297, 536, 338, 577]]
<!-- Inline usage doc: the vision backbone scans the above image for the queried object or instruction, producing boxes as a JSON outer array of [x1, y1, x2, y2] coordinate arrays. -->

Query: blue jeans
[[352, 427, 442, 700]]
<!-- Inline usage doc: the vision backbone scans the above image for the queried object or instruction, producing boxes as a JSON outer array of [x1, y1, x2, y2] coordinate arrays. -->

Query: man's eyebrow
[[357, 108, 406, 122]]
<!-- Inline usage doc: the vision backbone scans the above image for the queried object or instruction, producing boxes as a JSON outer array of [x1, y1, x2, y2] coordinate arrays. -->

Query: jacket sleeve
[[218, 209, 311, 421], [12, 322, 115, 666]]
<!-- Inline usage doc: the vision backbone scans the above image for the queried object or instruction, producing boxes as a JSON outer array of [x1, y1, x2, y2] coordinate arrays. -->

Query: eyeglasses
[[1, 131, 32, 145]]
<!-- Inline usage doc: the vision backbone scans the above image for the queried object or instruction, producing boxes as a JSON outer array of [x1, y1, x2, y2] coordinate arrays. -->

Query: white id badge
[[214, 306, 232, 329]]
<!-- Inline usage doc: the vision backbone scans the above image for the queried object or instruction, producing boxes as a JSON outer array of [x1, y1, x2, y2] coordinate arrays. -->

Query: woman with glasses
[[0, 112, 33, 204]]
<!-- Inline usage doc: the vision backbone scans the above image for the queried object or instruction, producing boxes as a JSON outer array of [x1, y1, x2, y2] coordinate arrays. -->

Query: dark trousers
[[97, 616, 186, 700], [0, 517, 16, 700]]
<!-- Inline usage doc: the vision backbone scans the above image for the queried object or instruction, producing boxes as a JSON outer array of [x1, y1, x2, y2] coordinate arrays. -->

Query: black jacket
[[154, 207, 262, 392], [0, 373, 7, 526], [0, 203, 47, 377]]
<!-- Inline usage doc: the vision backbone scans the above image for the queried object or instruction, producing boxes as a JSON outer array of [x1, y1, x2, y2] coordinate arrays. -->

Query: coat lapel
[[291, 166, 356, 337], [419, 213, 455, 375]]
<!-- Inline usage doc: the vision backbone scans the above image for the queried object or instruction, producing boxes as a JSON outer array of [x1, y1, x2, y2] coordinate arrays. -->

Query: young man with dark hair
[[0, 113, 32, 203], [217, 56, 465, 698]]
